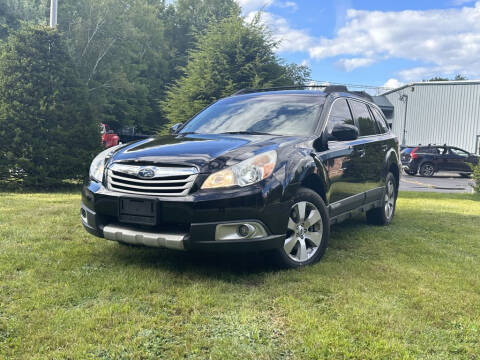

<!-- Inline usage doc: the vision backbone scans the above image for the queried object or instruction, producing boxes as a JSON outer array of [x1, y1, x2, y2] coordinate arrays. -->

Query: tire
[[459, 173, 471, 178], [419, 162, 435, 177], [273, 188, 329, 268], [366, 172, 397, 226]]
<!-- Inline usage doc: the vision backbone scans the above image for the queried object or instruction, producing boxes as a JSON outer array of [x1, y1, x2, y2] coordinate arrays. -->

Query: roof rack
[[232, 85, 328, 96], [232, 85, 374, 101]]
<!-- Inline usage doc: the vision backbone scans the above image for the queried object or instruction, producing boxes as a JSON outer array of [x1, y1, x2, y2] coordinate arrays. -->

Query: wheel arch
[[283, 157, 329, 206], [388, 162, 400, 188], [384, 148, 401, 186], [301, 173, 328, 204]]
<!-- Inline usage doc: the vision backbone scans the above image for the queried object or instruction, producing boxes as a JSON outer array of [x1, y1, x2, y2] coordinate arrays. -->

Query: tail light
[[410, 147, 419, 159]]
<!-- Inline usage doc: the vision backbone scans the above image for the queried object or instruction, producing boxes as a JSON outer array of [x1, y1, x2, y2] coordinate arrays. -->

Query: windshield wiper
[[219, 131, 277, 136]]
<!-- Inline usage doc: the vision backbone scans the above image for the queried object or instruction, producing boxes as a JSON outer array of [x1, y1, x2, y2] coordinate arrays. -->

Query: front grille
[[106, 163, 198, 196]]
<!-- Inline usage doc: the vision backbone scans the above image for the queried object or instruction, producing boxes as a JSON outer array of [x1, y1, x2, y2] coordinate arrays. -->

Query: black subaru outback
[[81, 87, 401, 268]]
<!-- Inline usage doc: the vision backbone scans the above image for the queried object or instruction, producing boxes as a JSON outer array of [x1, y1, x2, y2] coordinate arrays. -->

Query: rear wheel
[[419, 162, 435, 177], [366, 172, 397, 226], [274, 188, 329, 268], [459, 173, 471, 178]]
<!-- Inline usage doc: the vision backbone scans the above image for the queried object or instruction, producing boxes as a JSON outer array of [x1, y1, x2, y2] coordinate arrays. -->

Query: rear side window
[[327, 99, 354, 138], [419, 147, 439, 154], [370, 106, 389, 134], [349, 100, 378, 136]]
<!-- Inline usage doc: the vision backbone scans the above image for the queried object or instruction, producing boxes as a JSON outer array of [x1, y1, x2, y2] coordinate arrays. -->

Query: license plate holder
[[119, 198, 157, 226]]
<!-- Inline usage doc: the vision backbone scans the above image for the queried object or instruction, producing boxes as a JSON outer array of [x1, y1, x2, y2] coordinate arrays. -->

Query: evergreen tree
[[161, 15, 310, 129], [0, 25, 99, 186]]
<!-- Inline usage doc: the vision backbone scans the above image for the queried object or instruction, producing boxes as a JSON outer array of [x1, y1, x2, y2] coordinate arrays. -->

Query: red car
[[101, 124, 120, 148]]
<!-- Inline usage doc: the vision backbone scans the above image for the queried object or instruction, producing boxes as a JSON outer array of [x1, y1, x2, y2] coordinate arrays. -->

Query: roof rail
[[231, 84, 374, 101], [232, 85, 329, 96]]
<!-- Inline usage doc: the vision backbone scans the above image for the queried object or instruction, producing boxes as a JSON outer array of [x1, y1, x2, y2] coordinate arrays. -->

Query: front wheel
[[274, 188, 329, 268], [366, 172, 397, 226]]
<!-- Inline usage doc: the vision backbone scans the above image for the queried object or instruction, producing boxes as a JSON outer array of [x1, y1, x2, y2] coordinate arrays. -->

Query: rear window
[[370, 106, 389, 134]]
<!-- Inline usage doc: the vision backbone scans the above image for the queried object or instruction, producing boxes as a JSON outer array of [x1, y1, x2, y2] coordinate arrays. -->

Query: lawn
[[0, 191, 479, 359]]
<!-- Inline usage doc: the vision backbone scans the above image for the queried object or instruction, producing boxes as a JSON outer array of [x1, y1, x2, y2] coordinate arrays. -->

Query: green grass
[[0, 191, 479, 359]]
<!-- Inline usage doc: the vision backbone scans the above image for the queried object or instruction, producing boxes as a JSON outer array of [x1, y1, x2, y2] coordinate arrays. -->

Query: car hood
[[110, 133, 305, 173]]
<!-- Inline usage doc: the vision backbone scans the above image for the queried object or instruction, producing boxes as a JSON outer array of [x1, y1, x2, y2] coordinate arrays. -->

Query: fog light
[[215, 222, 268, 241], [238, 224, 252, 238]]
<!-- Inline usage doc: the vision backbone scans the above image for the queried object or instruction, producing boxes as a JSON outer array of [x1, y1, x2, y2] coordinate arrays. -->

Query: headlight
[[89, 145, 122, 182], [202, 150, 277, 189]]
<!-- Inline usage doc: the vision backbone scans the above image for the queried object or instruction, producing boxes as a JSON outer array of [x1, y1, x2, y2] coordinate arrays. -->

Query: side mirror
[[170, 122, 183, 134], [331, 123, 359, 141]]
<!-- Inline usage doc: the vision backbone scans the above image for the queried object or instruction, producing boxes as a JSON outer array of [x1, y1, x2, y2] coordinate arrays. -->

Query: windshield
[[179, 94, 324, 136]]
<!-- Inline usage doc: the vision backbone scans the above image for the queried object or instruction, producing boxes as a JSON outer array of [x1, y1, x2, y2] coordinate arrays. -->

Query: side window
[[421, 147, 439, 154], [370, 106, 389, 134], [349, 100, 378, 136], [327, 99, 354, 139], [449, 148, 469, 157]]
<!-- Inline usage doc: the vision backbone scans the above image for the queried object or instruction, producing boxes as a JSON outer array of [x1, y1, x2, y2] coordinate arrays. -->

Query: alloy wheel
[[422, 164, 434, 176], [284, 201, 324, 262], [384, 178, 395, 220]]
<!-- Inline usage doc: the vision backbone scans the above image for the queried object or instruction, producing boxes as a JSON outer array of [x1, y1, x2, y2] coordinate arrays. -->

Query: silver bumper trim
[[102, 224, 186, 250]]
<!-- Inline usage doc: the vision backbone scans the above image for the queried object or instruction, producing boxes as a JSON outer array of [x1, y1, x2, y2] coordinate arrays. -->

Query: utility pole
[[399, 94, 408, 146], [49, 0, 58, 28]]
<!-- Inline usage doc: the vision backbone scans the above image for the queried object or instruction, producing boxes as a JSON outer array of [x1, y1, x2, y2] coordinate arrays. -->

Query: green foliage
[[161, 15, 311, 129], [53, 0, 240, 133], [161, 0, 240, 79], [427, 74, 467, 82], [0, 25, 99, 187], [0, 0, 311, 135], [56, 0, 170, 133], [0, 0, 313, 187], [472, 163, 480, 193]]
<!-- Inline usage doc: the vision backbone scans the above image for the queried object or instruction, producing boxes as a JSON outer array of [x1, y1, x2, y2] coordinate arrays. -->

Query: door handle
[[381, 144, 388, 152]]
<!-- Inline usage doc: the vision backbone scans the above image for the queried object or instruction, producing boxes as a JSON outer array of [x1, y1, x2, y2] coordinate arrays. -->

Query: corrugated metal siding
[[384, 83, 480, 153]]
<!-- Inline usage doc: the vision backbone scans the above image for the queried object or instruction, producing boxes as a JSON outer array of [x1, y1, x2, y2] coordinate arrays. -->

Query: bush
[[472, 163, 480, 194], [0, 25, 99, 187], [161, 15, 310, 130]]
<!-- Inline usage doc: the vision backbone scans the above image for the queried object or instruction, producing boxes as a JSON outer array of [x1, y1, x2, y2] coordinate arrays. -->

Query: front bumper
[[81, 180, 288, 252]]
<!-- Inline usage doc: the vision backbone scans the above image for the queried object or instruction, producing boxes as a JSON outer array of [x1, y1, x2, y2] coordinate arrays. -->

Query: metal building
[[380, 81, 480, 154]]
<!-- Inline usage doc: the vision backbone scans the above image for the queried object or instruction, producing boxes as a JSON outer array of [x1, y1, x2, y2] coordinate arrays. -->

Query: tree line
[[0, 0, 310, 187]]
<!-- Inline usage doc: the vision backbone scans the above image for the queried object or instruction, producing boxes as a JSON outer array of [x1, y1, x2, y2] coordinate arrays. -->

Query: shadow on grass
[[100, 242, 282, 278], [91, 204, 480, 279], [94, 216, 371, 278]]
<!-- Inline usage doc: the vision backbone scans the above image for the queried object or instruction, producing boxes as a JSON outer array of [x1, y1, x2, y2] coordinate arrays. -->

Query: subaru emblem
[[137, 167, 155, 179]]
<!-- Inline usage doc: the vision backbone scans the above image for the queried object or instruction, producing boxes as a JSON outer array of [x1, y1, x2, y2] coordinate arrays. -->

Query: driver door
[[448, 147, 473, 172], [318, 98, 365, 217]]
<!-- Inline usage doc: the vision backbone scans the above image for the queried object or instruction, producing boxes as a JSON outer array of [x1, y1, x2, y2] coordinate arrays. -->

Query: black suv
[[402, 145, 479, 177], [81, 87, 401, 268]]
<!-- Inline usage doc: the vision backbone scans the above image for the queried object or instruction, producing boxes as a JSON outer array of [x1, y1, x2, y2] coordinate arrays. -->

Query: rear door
[[348, 100, 384, 203]]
